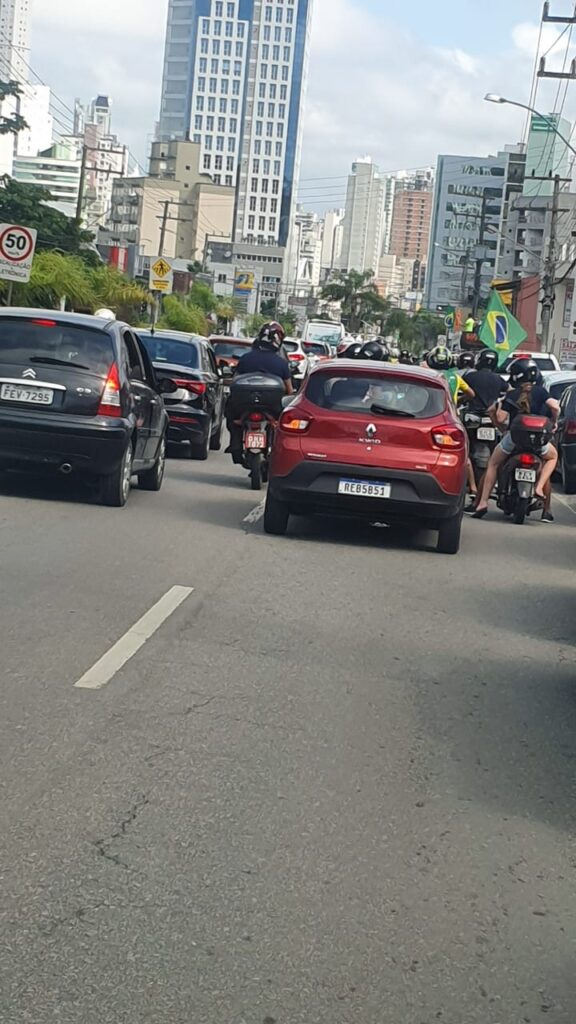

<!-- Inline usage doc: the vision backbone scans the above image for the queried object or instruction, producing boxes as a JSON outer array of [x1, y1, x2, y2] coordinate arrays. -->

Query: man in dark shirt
[[226, 322, 293, 461], [464, 349, 508, 410]]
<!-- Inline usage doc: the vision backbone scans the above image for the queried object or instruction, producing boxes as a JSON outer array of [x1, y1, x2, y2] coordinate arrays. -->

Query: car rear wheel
[[138, 438, 166, 491], [100, 443, 133, 507], [436, 512, 462, 554], [190, 430, 210, 461], [264, 491, 289, 535], [209, 418, 223, 451], [562, 455, 576, 494]]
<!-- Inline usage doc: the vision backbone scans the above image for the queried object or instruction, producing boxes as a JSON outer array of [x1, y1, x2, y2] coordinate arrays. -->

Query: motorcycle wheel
[[514, 496, 529, 525], [250, 452, 263, 491]]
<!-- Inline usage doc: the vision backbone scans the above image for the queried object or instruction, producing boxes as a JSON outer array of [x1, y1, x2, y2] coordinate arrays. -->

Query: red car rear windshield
[[306, 372, 446, 419], [0, 318, 114, 375]]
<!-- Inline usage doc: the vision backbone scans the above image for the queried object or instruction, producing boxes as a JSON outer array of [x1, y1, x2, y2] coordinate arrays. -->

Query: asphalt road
[[1, 448, 576, 1024]]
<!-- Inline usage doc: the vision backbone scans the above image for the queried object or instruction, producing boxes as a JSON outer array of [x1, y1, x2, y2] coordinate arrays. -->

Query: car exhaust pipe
[[59, 463, 72, 475]]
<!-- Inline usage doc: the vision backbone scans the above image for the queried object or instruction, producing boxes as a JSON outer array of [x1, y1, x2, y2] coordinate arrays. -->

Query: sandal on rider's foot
[[541, 510, 554, 523], [466, 506, 488, 519]]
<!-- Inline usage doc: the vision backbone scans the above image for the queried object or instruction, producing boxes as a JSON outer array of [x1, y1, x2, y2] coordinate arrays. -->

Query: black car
[[137, 331, 225, 460], [556, 383, 576, 493], [0, 309, 170, 506]]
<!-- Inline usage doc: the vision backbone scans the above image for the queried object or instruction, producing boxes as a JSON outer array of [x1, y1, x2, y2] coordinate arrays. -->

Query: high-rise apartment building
[[338, 158, 387, 274], [158, 0, 313, 249], [388, 188, 433, 262], [0, 0, 34, 174]]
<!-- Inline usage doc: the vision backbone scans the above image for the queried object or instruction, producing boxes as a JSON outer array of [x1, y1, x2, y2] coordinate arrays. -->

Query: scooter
[[227, 372, 286, 490], [462, 408, 499, 490], [496, 414, 551, 525], [238, 409, 277, 491]]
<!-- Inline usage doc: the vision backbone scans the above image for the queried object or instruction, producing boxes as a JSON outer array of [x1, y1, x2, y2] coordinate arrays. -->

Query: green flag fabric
[[478, 290, 527, 367]]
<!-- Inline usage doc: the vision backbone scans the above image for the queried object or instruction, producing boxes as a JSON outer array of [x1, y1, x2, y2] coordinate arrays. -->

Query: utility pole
[[471, 193, 489, 318], [542, 174, 561, 350], [75, 144, 88, 224], [158, 200, 171, 257]]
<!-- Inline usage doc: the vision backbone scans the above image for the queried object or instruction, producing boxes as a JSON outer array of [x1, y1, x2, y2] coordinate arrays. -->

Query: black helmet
[[426, 346, 453, 371], [399, 349, 412, 364], [457, 351, 475, 370], [255, 320, 286, 352], [476, 349, 499, 371], [343, 342, 363, 359], [508, 357, 539, 387], [358, 340, 389, 361]]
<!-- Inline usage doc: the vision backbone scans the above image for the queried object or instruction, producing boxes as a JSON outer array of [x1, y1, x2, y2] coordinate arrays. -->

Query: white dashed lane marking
[[74, 586, 194, 690], [243, 500, 266, 524]]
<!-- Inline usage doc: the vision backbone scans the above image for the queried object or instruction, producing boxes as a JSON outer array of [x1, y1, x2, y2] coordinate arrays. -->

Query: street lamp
[[484, 93, 576, 159]]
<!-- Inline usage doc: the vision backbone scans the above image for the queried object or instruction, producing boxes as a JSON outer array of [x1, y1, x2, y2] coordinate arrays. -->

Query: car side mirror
[[221, 365, 234, 380], [158, 377, 178, 395]]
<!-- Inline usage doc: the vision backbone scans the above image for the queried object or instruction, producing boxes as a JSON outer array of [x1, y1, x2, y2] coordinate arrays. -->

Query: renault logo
[[22, 368, 36, 379], [366, 423, 377, 438]]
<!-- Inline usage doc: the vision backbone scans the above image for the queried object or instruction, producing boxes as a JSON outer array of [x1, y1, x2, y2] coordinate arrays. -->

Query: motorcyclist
[[399, 349, 413, 365], [464, 349, 508, 411], [469, 357, 559, 520], [388, 345, 400, 363], [426, 346, 475, 404], [339, 341, 363, 359], [457, 351, 475, 375], [226, 321, 293, 461], [354, 340, 390, 361]]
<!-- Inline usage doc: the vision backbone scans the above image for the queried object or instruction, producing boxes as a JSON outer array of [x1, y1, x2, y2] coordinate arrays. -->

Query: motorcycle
[[496, 414, 551, 525], [227, 372, 286, 491], [462, 408, 499, 490]]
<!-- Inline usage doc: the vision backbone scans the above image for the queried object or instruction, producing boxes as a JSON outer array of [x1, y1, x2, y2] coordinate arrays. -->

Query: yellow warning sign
[[151, 279, 171, 292], [151, 258, 171, 278]]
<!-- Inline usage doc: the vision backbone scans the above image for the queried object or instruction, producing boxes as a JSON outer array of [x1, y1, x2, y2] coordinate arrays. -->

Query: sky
[[30, 0, 576, 211]]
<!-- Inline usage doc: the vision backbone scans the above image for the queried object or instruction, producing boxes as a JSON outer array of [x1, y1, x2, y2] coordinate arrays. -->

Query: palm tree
[[23, 251, 95, 309], [216, 295, 245, 333], [321, 269, 390, 332]]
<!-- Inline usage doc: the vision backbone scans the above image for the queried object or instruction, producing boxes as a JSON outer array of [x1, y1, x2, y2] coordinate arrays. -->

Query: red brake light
[[97, 363, 122, 417], [432, 426, 465, 450], [519, 453, 538, 467], [248, 411, 263, 421], [280, 411, 312, 433], [565, 419, 576, 436], [30, 318, 57, 327], [173, 378, 206, 396], [289, 352, 305, 362]]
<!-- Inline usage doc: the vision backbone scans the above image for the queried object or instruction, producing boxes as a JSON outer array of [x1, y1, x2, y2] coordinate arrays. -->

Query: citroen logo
[[366, 423, 377, 438], [22, 368, 36, 379]]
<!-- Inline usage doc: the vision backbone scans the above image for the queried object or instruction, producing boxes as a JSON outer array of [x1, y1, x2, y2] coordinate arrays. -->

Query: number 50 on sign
[[0, 224, 38, 283]]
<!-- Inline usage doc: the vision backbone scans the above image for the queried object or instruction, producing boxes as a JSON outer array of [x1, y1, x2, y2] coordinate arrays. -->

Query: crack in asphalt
[[92, 793, 150, 872]]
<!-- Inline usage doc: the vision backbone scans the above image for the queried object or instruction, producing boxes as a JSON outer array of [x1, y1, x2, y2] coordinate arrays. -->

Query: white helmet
[[94, 307, 116, 320]]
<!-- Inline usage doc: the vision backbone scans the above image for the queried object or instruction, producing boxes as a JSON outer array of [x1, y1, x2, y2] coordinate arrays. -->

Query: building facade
[[388, 188, 433, 262], [13, 143, 81, 217], [158, 0, 313, 250], [424, 152, 514, 311], [0, 0, 34, 174], [338, 157, 387, 274], [524, 112, 571, 197], [320, 208, 344, 276]]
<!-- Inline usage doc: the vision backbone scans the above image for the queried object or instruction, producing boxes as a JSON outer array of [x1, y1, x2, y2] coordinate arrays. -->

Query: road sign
[[0, 224, 37, 283], [149, 256, 173, 294]]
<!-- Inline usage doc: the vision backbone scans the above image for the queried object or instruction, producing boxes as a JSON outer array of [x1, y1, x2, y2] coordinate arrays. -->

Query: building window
[[287, 8, 294, 23], [256, 120, 263, 135], [222, 59, 230, 74], [251, 177, 258, 191], [227, 2, 235, 15], [273, 45, 280, 60], [271, 198, 278, 212], [216, 136, 225, 151], [232, 79, 240, 95], [260, 197, 267, 211], [259, 83, 266, 98], [274, 160, 281, 175], [253, 159, 260, 172], [285, 27, 292, 42], [201, 38, 209, 54], [199, 58, 207, 72], [195, 115, 203, 129], [260, 63, 268, 78], [225, 175, 233, 186], [262, 178, 269, 192], [193, 134, 201, 143], [280, 84, 287, 99], [215, 154, 223, 169], [271, 65, 279, 80], [284, 46, 290, 61], [206, 115, 214, 130], [213, 174, 221, 184], [220, 97, 227, 112], [209, 78, 217, 92], [254, 140, 261, 154], [266, 121, 274, 136], [275, 142, 282, 156], [238, 22, 244, 37], [248, 215, 255, 229], [262, 44, 270, 59], [211, 58, 219, 73], [264, 25, 271, 40], [265, 5, 272, 21], [203, 154, 211, 169], [277, 123, 284, 137], [228, 137, 235, 151], [259, 216, 266, 230], [250, 196, 257, 211], [279, 103, 285, 118], [225, 21, 234, 36], [236, 41, 243, 57], [276, 7, 283, 21], [268, 102, 275, 116], [198, 77, 206, 91], [196, 96, 204, 111], [227, 156, 234, 170], [214, 20, 222, 35], [205, 135, 213, 150], [218, 273, 227, 284], [221, 79, 229, 93], [265, 140, 272, 155], [231, 99, 239, 114], [264, 159, 271, 174], [218, 116, 226, 131], [275, 26, 281, 41], [208, 96, 216, 111], [269, 84, 277, 98], [257, 101, 265, 116], [215, 1, 223, 14], [202, 18, 210, 33], [269, 217, 276, 232], [272, 179, 279, 194]]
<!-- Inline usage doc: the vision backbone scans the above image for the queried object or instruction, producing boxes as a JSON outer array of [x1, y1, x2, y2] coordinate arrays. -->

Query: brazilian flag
[[478, 289, 527, 367]]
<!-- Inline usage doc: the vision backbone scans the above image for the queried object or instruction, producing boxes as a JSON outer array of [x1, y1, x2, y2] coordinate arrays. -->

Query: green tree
[[158, 294, 208, 335], [321, 269, 389, 332], [384, 309, 416, 345], [0, 176, 95, 257], [89, 265, 150, 323], [244, 313, 266, 337], [216, 295, 246, 333], [189, 280, 218, 313], [411, 309, 446, 349], [0, 81, 28, 137], [19, 251, 96, 309]]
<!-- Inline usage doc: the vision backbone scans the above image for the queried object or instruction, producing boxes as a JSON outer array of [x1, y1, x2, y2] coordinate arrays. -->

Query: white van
[[302, 320, 345, 354]]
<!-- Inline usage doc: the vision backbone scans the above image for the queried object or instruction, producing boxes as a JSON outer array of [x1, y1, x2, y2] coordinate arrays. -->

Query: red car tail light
[[280, 411, 312, 433], [30, 318, 57, 327], [97, 363, 122, 417], [519, 452, 538, 467], [565, 419, 576, 435], [173, 378, 206, 396], [170, 415, 199, 424], [432, 426, 465, 450], [289, 352, 305, 362]]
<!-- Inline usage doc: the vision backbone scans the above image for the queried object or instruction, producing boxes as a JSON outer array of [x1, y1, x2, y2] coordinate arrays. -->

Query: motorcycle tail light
[[519, 453, 538, 467]]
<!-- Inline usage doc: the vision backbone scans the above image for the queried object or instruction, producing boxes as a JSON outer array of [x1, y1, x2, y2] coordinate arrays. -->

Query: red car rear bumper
[[269, 460, 465, 523]]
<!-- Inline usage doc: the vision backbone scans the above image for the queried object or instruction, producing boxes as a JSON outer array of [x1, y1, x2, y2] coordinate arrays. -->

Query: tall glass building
[[158, 0, 313, 248]]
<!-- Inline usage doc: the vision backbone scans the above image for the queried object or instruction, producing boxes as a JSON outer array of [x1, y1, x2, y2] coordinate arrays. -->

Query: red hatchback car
[[264, 360, 468, 554]]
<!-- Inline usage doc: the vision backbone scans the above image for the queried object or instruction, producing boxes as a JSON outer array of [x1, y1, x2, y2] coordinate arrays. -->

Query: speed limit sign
[[0, 224, 38, 283]]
